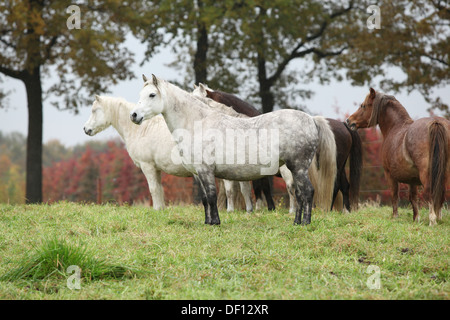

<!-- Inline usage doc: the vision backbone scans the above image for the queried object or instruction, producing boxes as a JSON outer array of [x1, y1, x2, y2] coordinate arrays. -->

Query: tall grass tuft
[[1, 238, 132, 282]]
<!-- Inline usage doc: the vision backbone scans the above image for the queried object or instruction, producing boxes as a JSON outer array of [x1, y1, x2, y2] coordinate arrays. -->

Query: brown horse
[[327, 119, 362, 212], [347, 88, 450, 225]]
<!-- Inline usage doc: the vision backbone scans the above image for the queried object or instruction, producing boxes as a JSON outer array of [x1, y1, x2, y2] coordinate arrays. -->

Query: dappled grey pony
[[83, 95, 253, 212], [131, 75, 336, 226]]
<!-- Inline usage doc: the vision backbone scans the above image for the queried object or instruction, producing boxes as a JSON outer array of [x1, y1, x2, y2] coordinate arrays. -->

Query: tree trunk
[[257, 53, 275, 114], [192, 17, 209, 204], [194, 21, 208, 86], [24, 66, 43, 203]]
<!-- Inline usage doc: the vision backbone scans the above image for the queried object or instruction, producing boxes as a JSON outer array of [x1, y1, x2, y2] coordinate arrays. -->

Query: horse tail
[[311, 116, 337, 211], [347, 125, 363, 210], [428, 121, 448, 215]]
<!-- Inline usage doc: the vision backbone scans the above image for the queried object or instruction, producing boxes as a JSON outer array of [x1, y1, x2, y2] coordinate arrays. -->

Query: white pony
[[192, 83, 338, 213], [131, 75, 337, 225], [191, 84, 299, 214], [83, 95, 254, 212]]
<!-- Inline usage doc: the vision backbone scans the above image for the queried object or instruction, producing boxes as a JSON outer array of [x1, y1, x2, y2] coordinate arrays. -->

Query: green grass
[[0, 201, 448, 299]]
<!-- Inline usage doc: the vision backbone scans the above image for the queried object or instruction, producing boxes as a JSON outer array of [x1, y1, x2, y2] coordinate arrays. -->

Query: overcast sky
[[1, 35, 449, 147]]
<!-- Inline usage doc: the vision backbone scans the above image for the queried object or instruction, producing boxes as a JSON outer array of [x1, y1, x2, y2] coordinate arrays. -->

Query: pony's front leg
[[194, 175, 211, 224], [141, 164, 165, 210], [409, 184, 420, 222], [239, 181, 254, 213], [196, 169, 220, 225], [386, 173, 399, 218]]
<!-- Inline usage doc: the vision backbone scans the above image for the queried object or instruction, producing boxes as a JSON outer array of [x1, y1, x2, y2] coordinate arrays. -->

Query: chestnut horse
[[347, 88, 449, 225], [203, 86, 362, 212]]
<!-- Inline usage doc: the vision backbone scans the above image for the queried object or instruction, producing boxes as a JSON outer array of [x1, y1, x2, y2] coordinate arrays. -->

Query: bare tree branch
[[0, 65, 24, 80]]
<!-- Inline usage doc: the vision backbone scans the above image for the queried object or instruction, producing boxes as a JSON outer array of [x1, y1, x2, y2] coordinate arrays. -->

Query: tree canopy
[[136, 0, 448, 114]]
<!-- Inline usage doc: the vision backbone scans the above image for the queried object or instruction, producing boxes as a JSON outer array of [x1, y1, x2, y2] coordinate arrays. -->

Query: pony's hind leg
[[429, 203, 437, 226], [339, 170, 351, 212], [239, 181, 254, 213], [261, 177, 276, 210], [252, 179, 264, 210], [293, 170, 315, 225], [386, 173, 399, 218], [223, 180, 235, 212], [197, 169, 220, 225], [280, 165, 297, 214]]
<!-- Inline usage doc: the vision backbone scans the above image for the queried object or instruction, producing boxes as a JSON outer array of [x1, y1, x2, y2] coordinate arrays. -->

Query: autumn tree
[[0, 1, 145, 203], [334, 0, 449, 110]]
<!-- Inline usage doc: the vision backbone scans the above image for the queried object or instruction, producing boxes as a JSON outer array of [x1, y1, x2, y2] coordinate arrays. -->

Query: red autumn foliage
[[42, 140, 196, 206]]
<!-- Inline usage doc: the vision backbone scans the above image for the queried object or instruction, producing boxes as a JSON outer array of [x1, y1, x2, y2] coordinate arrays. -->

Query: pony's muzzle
[[130, 112, 143, 125], [345, 118, 357, 131], [84, 127, 93, 136]]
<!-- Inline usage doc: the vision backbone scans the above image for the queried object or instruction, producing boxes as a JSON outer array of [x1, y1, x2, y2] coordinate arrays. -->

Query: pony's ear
[[142, 74, 148, 82], [198, 83, 208, 96], [193, 84, 198, 89], [152, 74, 159, 87], [369, 88, 376, 99], [95, 95, 101, 102]]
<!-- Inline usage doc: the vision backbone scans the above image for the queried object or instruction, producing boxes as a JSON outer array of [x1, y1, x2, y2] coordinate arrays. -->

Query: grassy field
[[0, 201, 448, 300]]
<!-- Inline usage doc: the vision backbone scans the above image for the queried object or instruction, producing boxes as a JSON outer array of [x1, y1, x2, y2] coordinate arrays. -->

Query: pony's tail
[[310, 116, 337, 211], [429, 121, 448, 215], [347, 125, 363, 211]]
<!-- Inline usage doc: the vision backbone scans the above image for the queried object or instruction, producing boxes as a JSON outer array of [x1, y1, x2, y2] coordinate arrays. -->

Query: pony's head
[[346, 88, 379, 131], [192, 83, 213, 98], [130, 74, 164, 125], [83, 95, 111, 136]]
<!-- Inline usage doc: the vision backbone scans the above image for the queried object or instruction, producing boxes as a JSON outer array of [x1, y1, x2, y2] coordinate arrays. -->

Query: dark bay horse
[[201, 87, 276, 211], [203, 86, 362, 212], [326, 119, 362, 212], [347, 88, 450, 225]]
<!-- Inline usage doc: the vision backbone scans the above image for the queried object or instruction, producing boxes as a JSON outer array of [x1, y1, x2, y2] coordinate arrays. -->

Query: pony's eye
[[149, 93, 156, 98]]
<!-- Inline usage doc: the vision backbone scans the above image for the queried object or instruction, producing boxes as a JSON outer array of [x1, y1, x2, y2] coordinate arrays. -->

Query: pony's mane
[[209, 90, 261, 117], [158, 79, 245, 117], [193, 95, 245, 118], [369, 93, 397, 127], [99, 96, 135, 111]]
